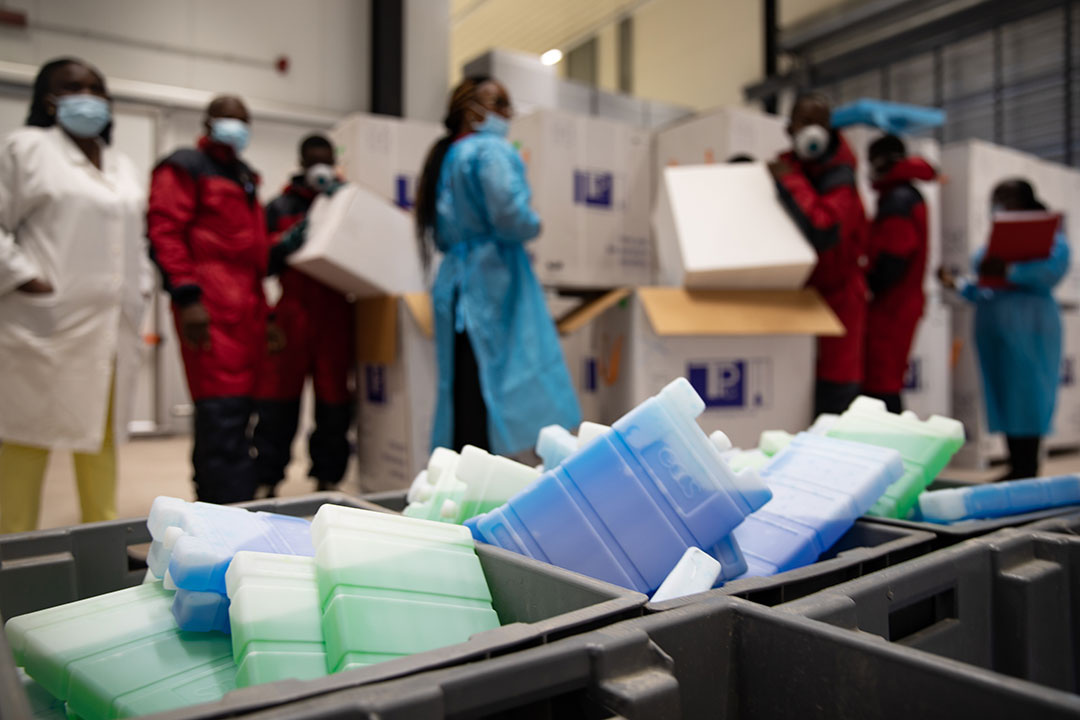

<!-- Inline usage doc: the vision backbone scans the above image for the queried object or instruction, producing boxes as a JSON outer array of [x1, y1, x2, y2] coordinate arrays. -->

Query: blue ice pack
[[147, 497, 314, 632], [918, 474, 1080, 523], [466, 378, 772, 594], [731, 434, 905, 578], [832, 98, 946, 134]]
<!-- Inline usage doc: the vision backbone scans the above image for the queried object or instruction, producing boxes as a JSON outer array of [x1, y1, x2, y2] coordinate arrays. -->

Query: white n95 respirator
[[306, 163, 336, 192], [794, 125, 830, 162]]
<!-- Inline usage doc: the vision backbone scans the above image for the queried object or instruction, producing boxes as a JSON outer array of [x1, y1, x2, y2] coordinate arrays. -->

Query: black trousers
[[453, 330, 489, 452], [814, 380, 861, 417], [192, 397, 258, 504], [253, 399, 352, 492], [1003, 435, 1041, 481]]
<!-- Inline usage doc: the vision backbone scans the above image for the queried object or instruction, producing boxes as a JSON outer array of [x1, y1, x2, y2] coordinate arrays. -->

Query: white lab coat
[[0, 125, 150, 452]]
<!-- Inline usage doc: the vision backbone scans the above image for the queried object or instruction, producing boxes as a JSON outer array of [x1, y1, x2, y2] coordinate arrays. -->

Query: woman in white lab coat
[[0, 58, 149, 533]]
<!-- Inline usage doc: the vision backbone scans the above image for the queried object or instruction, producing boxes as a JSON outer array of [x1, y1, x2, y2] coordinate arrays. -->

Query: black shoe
[[316, 479, 340, 493]]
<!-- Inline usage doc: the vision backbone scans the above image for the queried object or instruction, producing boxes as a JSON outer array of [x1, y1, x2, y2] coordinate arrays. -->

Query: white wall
[[0, 0, 371, 115]]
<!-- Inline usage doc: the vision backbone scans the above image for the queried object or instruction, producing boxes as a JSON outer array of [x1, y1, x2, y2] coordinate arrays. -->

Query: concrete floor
[[33, 433, 363, 530], [23, 432, 1080, 531]]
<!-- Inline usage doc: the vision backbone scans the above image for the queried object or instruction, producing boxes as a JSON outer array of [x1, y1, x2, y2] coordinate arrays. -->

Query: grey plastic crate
[[650, 520, 936, 609], [224, 595, 1080, 720], [1025, 510, 1080, 536], [863, 504, 1080, 549], [1, 493, 645, 720], [780, 529, 1080, 694], [0, 491, 396, 619]]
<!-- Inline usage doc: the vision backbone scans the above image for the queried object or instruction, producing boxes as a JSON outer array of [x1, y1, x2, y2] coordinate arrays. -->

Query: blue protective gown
[[961, 232, 1070, 436], [429, 132, 581, 455]]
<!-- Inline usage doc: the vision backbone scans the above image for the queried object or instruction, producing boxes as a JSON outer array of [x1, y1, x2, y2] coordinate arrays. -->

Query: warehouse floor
[[25, 433, 1080, 531]]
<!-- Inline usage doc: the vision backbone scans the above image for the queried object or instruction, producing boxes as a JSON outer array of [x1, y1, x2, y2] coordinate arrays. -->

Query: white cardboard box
[[653, 163, 818, 289], [1049, 310, 1080, 451], [560, 287, 843, 450], [653, 106, 789, 184], [510, 109, 653, 288], [290, 184, 424, 298], [330, 113, 443, 209], [354, 294, 436, 493], [842, 127, 943, 293], [941, 139, 1080, 306], [902, 299, 952, 419]]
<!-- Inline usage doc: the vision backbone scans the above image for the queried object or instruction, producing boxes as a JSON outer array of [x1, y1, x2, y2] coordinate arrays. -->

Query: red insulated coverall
[[774, 135, 870, 386], [863, 156, 937, 394], [252, 177, 354, 491], [147, 136, 269, 503]]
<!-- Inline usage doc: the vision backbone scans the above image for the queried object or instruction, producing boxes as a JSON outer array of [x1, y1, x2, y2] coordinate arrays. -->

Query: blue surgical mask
[[55, 95, 111, 139], [473, 111, 509, 138], [991, 203, 1006, 215], [210, 118, 250, 153]]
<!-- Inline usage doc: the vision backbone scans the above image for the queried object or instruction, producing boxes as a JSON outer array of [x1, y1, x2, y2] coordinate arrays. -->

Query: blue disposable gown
[[429, 132, 581, 455], [961, 232, 1070, 436]]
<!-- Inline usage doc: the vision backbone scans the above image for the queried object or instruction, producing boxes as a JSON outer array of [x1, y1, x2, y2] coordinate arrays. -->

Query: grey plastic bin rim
[[217, 596, 1080, 720], [647, 520, 936, 610], [862, 502, 1080, 535]]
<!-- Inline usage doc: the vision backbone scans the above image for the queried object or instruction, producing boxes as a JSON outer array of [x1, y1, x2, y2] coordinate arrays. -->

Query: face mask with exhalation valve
[[794, 124, 830, 162]]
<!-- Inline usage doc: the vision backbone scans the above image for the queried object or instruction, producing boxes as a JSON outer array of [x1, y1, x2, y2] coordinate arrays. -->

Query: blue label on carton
[[365, 365, 388, 405], [394, 174, 415, 209], [903, 357, 923, 392], [573, 170, 613, 208], [585, 358, 597, 393], [687, 360, 770, 410], [1063, 356, 1076, 387]]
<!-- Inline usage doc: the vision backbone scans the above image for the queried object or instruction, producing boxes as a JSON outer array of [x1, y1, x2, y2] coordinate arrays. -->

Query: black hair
[[993, 178, 1047, 211], [415, 75, 493, 269], [869, 134, 906, 160], [727, 154, 756, 164], [300, 134, 333, 157], [26, 57, 112, 144]]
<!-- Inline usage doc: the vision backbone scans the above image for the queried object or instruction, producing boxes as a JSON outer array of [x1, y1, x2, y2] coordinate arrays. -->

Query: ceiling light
[[540, 49, 563, 66]]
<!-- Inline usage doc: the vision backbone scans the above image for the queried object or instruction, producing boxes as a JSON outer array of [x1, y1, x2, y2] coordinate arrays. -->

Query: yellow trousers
[[0, 386, 117, 534]]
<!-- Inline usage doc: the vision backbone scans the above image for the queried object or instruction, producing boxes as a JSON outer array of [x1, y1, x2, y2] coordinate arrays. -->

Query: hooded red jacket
[[147, 137, 269, 400], [863, 156, 937, 394], [775, 134, 869, 385]]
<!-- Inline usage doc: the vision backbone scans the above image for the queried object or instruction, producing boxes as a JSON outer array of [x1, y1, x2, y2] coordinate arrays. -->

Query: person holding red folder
[[939, 179, 1070, 480]]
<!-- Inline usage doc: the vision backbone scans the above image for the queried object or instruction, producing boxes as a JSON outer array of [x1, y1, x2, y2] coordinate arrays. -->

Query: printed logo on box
[[1063, 356, 1076, 388], [573, 170, 613, 208], [583, 334, 624, 394], [903, 358, 923, 392], [687, 359, 771, 410], [365, 364, 388, 405], [394, 174, 416, 209]]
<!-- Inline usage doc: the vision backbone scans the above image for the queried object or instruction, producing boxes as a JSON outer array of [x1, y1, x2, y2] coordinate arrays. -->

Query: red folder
[[979, 211, 1061, 288]]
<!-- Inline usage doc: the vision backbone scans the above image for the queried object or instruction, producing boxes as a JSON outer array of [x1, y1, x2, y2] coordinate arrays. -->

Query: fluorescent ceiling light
[[540, 49, 563, 65]]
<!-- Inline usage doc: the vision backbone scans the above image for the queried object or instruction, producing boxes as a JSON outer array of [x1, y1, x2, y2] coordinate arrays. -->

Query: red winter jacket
[[863, 157, 937, 394], [147, 137, 270, 399], [775, 134, 869, 385]]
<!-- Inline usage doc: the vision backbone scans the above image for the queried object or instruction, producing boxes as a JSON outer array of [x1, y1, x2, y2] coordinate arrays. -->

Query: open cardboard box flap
[[355, 292, 434, 365], [558, 287, 843, 337]]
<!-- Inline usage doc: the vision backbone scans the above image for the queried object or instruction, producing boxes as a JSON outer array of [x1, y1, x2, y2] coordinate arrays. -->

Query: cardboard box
[[653, 106, 789, 184], [289, 184, 424, 297], [510, 109, 653, 289], [1048, 310, 1080, 451], [354, 294, 436, 493], [330, 113, 443, 209], [354, 292, 592, 490], [559, 288, 843, 450], [653, 163, 818, 289], [842, 127, 943, 293], [941, 139, 1080, 306], [902, 299, 952, 419]]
